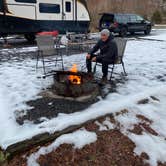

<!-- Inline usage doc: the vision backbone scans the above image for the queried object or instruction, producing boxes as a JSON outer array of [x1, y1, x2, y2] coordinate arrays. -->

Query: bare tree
[[87, 0, 163, 31]]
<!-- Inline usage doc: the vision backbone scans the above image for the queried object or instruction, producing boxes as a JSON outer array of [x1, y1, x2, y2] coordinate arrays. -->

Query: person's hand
[[92, 57, 97, 62], [86, 54, 91, 59]]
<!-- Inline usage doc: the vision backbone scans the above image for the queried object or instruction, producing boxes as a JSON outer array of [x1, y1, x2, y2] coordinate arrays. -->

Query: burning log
[[68, 64, 81, 85]]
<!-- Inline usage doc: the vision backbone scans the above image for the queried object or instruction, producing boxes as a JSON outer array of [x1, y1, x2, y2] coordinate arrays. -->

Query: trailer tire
[[24, 34, 36, 43], [130, 32, 135, 35]]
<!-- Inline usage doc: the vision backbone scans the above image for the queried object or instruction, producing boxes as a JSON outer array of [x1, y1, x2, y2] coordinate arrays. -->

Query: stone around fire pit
[[52, 71, 100, 101]]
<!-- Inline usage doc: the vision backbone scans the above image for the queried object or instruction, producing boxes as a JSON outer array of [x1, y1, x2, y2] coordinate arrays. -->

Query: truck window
[[115, 15, 123, 23], [136, 15, 144, 22], [115, 15, 128, 23], [121, 15, 128, 23], [102, 14, 114, 22], [129, 15, 137, 22]]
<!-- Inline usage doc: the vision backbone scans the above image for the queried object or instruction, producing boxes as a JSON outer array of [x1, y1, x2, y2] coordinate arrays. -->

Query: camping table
[[66, 40, 97, 55]]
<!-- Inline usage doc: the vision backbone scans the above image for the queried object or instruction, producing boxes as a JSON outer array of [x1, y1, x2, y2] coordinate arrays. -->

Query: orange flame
[[68, 64, 81, 85]]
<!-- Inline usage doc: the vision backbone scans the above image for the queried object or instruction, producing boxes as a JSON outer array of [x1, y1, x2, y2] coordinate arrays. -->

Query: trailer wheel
[[130, 32, 135, 35], [24, 34, 36, 43]]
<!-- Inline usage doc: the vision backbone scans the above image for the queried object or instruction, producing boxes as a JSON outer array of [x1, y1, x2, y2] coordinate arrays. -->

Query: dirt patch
[[115, 109, 129, 116], [5, 118, 148, 166], [36, 130, 148, 166], [16, 97, 97, 125], [137, 98, 149, 105], [150, 96, 160, 102], [129, 115, 158, 136], [129, 123, 158, 136], [136, 114, 152, 124]]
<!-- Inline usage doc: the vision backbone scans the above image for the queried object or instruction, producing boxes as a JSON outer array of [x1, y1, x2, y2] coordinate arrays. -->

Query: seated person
[[86, 29, 118, 82]]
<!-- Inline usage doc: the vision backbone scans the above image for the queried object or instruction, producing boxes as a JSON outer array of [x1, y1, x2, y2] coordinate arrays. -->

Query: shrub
[[151, 10, 162, 24]]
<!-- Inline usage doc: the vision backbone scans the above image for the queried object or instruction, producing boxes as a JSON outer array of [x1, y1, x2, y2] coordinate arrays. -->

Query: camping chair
[[36, 35, 64, 75], [93, 37, 127, 81]]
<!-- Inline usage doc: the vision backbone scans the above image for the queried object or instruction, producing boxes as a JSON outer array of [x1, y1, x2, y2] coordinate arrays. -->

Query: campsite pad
[[16, 82, 116, 125], [16, 97, 98, 125]]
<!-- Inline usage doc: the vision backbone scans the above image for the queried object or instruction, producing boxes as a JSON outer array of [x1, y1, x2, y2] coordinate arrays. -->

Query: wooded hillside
[[86, 0, 165, 31]]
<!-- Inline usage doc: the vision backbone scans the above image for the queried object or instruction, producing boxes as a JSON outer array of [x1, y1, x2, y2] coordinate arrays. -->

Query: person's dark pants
[[86, 54, 108, 77]]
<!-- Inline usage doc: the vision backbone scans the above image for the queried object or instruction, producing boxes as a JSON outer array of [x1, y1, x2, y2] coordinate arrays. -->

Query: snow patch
[[140, 29, 166, 41], [103, 117, 115, 130], [95, 117, 115, 131], [95, 121, 108, 131], [129, 133, 166, 166]]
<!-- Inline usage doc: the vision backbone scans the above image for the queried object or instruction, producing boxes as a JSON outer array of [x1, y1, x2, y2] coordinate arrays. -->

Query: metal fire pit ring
[[52, 71, 99, 99]]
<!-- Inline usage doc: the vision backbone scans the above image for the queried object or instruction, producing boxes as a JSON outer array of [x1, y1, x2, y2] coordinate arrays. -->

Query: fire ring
[[52, 70, 99, 98]]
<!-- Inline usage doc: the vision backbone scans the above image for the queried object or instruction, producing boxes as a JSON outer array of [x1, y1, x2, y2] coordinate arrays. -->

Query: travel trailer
[[0, 0, 90, 42]]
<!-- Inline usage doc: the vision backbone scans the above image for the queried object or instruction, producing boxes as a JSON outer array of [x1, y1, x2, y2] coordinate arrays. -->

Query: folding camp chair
[[94, 37, 127, 81], [36, 35, 64, 75]]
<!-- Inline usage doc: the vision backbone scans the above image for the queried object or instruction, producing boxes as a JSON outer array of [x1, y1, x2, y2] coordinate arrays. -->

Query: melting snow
[[0, 30, 166, 166], [129, 133, 166, 166], [140, 29, 166, 41]]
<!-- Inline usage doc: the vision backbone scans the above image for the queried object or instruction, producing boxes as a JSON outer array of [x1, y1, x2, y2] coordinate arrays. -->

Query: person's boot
[[99, 76, 108, 85], [87, 72, 94, 80]]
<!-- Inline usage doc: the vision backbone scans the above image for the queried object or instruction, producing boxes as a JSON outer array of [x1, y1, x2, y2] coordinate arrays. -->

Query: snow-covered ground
[[140, 29, 166, 41], [94, 88, 166, 166], [0, 30, 166, 166]]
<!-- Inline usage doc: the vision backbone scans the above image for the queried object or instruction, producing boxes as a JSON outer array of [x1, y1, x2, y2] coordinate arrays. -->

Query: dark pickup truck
[[99, 13, 152, 37]]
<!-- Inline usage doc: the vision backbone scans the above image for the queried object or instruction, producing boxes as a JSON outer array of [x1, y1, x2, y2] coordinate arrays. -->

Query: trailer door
[[63, 0, 74, 20], [0, 0, 3, 12]]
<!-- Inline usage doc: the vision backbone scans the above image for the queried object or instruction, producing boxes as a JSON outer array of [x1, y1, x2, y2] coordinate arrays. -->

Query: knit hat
[[100, 29, 110, 36]]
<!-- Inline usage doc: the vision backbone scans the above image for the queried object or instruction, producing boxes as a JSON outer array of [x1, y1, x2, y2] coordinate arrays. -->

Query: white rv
[[0, 0, 90, 42]]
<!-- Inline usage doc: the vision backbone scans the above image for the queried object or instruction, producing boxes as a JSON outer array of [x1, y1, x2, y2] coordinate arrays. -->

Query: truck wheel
[[24, 34, 36, 43], [144, 26, 151, 35], [119, 27, 127, 37]]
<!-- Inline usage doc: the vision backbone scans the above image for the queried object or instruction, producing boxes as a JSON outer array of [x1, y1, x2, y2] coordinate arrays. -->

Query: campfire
[[52, 65, 99, 99], [68, 64, 81, 85]]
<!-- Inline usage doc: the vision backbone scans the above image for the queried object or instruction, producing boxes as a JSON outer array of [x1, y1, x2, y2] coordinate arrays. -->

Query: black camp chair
[[36, 35, 64, 75], [93, 38, 127, 80]]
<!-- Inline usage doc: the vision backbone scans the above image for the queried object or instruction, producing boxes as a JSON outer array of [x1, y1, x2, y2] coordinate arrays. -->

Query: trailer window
[[15, 0, 36, 3], [65, 2, 71, 12], [39, 3, 60, 13]]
